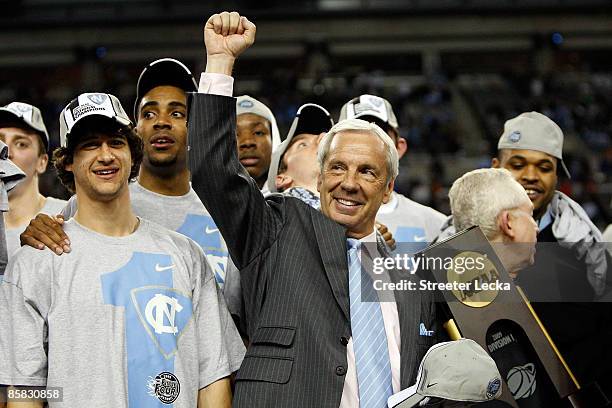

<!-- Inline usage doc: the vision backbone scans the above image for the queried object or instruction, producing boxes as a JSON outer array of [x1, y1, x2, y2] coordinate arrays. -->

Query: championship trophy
[[418, 226, 607, 407]]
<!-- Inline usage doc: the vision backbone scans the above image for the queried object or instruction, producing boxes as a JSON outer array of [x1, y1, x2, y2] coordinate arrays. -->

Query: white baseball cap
[[498, 111, 570, 178], [387, 338, 502, 408], [267, 103, 333, 193], [0, 102, 50, 150], [339, 94, 399, 131], [59, 93, 132, 148], [236, 95, 281, 150]]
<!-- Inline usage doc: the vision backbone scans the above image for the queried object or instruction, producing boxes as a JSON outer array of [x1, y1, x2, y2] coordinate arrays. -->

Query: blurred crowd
[[1, 63, 610, 228]]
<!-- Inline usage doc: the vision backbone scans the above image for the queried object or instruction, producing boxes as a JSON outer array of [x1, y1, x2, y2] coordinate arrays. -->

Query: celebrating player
[[0, 93, 244, 407]]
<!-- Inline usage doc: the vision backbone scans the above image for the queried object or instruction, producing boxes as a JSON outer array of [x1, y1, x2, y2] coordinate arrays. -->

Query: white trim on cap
[[149, 57, 191, 72]]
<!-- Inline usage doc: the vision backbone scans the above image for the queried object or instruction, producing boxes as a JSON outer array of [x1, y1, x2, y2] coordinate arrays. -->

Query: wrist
[[205, 54, 235, 76]]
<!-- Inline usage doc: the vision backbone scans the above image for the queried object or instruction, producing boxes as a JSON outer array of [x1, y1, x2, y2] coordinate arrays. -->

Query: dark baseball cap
[[267, 103, 333, 193], [133, 58, 198, 120]]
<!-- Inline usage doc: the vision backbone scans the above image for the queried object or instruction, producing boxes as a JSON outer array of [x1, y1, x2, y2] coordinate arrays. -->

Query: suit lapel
[[388, 267, 422, 389], [311, 210, 350, 322]]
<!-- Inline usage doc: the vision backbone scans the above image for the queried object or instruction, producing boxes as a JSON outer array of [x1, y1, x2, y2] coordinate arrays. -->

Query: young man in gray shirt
[[0, 93, 244, 408], [19, 59, 245, 327], [0, 102, 66, 258]]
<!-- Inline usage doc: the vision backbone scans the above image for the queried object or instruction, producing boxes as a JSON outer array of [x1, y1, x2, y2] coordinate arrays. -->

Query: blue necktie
[[347, 238, 393, 408]]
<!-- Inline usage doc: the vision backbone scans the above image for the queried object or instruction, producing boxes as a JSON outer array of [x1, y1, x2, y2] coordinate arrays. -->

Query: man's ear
[[498, 210, 515, 240], [491, 157, 501, 168], [316, 173, 322, 193], [275, 174, 293, 191], [396, 137, 408, 160], [382, 178, 395, 204], [36, 153, 49, 174]]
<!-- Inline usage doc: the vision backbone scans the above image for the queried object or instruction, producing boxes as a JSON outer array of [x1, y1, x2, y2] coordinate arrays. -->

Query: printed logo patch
[[238, 100, 254, 108], [362, 94, 384, 108], [10, 103, 32, 115], [509, 131, 521, 143], [486, 378, 501, 399], [87, 93, 108, 105], [148, 371, 180, 404], [131, 286, 193, 359]]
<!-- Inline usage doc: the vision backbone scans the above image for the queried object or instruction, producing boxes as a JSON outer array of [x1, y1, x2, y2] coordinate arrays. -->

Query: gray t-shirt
[[129, 183, 232, 288], [5, 196, 67, 258], [62, 183, 232, 290], [0, 218, 245, 407], [376, 191, 446, 251]]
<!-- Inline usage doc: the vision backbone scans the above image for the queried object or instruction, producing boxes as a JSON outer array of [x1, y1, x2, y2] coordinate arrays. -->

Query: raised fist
[[204, 11, 256, 61]]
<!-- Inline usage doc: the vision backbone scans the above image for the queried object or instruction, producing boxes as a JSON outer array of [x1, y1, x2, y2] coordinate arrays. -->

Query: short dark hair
[[53, 118, 143, 193]]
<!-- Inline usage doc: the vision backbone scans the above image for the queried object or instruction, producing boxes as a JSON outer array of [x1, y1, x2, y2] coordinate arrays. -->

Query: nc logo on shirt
[[132, 287, 193, 359], [145, 293, 183, 335], [177, 214, 228, 287]]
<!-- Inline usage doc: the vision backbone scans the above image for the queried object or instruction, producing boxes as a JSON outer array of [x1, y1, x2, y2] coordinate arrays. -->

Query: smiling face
[[136, 85, 188, 174], [236, 113, 273, 187], [492, 149, 558, 219], [0, 126, 47, 195], [317, 130, 394, 238], [67, 133, 132, 202]]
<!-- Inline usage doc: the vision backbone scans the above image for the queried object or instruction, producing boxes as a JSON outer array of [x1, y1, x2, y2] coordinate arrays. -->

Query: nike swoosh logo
[[427, 383, 437, 388], [155, 264, 175, 272], [205, 226, 219, 234], [414, 235, 427, 242]]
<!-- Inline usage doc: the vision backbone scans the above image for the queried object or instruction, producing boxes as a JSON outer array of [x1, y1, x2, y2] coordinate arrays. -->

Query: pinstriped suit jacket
[[188, 93, 446, 407]]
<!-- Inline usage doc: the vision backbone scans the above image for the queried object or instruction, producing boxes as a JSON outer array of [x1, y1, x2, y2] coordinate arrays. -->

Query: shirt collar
[[355, 229, 381, 259], [377, 191, 398, 214], [538, 203, 554, 231], [285, 187, 321, 210]]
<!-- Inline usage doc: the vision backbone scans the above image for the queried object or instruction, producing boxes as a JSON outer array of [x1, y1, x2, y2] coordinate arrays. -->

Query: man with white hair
[[439, 112, 612, 397], [448, 168, 538, 277], [188, 12, 449, 407], [265, 103, 398, 247], [339, 95, 446, 250]]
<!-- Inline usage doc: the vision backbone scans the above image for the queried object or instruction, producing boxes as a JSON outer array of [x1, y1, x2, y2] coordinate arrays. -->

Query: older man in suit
[[191, 12, 449, 408]]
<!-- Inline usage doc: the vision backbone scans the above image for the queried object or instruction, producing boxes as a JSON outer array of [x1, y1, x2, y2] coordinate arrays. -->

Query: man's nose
[[98, 143, 115, 162], [520, 165, 539, 183], [340, 170, 358, 192], [238, 134, 256, 150], [153, 114, 172, 130]]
